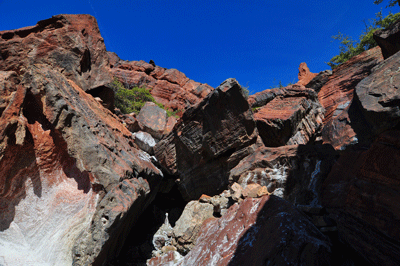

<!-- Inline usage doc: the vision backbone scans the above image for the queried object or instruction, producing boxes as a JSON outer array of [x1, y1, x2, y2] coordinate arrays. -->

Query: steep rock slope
[[0, 15, 163, 266]]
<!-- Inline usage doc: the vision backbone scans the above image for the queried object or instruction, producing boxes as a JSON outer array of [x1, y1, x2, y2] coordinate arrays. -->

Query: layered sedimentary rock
[[0, 14, 114, 109], [229, 144, 337, 205], [0, 15, 164, 266], [318, 46, 383, 150], [355, 50, 400, 136], [253, 84, 324, 147], [155, 78, 258, 201], [176, 195, 332, 266], [321, 130, 400, 265], [109, 53, 213, 113], [305, 70, 332, 92], [373, 18, 400, 59]]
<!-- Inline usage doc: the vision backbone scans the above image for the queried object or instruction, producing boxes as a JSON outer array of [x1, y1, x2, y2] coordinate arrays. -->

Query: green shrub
[[112, 79, 179, 117], [327, 11, 400, 69]]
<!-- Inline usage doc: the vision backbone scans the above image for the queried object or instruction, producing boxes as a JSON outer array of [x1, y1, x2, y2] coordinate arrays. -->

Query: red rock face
[[0, 14, 112, 93], [177, 196, 331, 266], [318, 47, 383, 150], [253, 85, 324, 147], [109, 55, 213, 114], [321, 130, 400, 265], [0, 49, 162, 266], [297, 62, 318, 86]]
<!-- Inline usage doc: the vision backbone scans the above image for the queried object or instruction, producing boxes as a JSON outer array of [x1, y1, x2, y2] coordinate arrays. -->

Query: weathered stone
[[0, 14, 114, 108], [242, 183, 263, 198], [321, 130, 400, 265], [164, 115, 177, 135], [136, 102, 167, 140], [229, 182, 242, 201], [297, 62, 318, 86], [134, 131, 157, 155], [254, 84, 324, 147], [373, 18, 400, 59], [177, 196, 332, 266], [230, 144, 337, 206], [306, 69, 332, 92], [318, 46, 383, 150], [355, 50, 400, 136], [155, 78, 258, 201], [0, 64, 163, 266], [172, 201, 214, 254]]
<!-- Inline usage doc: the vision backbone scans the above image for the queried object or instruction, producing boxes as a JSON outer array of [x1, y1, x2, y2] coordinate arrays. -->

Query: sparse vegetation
[[327, 11, 400, 69], [111, 78, 179, 117]]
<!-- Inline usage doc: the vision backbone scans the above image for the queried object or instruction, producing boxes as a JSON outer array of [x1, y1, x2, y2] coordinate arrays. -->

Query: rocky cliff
[[1, 14, 400, 266]]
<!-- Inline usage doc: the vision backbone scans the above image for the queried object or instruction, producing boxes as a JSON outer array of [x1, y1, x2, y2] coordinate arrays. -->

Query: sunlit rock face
[[109, 54, 214, 115], [251, 84, 324, 147], [0, 15, 163, 265]]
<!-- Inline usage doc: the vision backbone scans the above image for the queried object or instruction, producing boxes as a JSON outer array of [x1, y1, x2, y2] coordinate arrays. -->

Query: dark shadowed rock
[[253, 84, 324, 147], [177, 195, 332, 266], [355, 50, 400, 136], [306, 69, 332, 92], [321, 130, 400, 265], [0, 14, 114, 108], [318, 46, 383, 150], [155, 78, 258, 201], [137, 102, 168, 140], [373, 18, 400, 59]]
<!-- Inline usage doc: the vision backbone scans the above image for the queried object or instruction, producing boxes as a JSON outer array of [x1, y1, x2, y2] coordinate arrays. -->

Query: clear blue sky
[[0, 1, 398, 94]]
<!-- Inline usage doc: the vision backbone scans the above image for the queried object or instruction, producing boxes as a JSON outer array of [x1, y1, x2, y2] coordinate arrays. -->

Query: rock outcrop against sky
[[1, 14, 400, 266]]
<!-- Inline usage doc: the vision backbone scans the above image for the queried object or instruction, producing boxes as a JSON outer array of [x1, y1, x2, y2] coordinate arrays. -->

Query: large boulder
[[318, 46, 383, 150], [0, 29, 163, 266], [355, 50, 400, 136], [136, 102, 168, 140], [176, 195, 332, 266], [321, 130, 400, 265], [0, 14, 114, 109], [155, 78, 258, 201], [253, 84, 324, 147], [109, 55, 214, 114], [373, 18, 400, 59]]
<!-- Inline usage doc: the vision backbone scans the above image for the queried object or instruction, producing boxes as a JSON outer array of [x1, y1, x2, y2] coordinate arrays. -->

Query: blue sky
[[0, 1, 398, 94]]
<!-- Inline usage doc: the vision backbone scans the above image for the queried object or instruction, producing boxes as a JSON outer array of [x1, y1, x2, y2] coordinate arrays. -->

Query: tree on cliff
[[374, 0, 400, 7], [327, 11, 400, 69]]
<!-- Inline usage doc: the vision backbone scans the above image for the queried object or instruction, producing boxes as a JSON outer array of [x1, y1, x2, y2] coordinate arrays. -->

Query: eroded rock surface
[[155, 78, 258, 201], [0, 14, 114, 109], [0, 15, 164, 266], [177, 195, 332, 266], [297, 62, 318, 86]]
